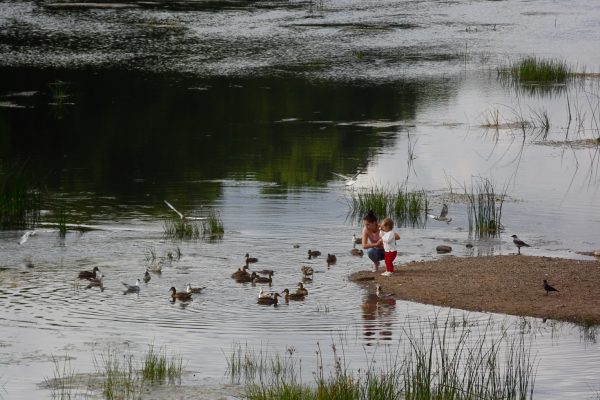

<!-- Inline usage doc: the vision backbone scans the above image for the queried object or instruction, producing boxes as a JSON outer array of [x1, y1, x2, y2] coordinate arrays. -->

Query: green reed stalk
[[0, 162, 41, 229], [202, 210, 224, 239], [465, 177, 506, 237]]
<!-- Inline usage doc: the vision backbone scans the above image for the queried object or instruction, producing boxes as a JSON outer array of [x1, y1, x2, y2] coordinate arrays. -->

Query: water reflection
[[361, 283, 396, 344]]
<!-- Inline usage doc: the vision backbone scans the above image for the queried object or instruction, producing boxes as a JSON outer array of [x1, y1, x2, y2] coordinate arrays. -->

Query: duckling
[[122, 279, 141, 293], [326, 253, 337, 266], [307, 249, 321, 259], [257, 292, 281, 305], [245, 253, 258, 264], [350, 248, 364, 257], [85, 274, 104, 290], [296, 282, 308, 296], [301, 265, 314, 279], [79, 266, 100, 280], [169, 287, 192, 301], [231, 265, 250, 279], [186, 283, 206, 294], [252, 271, 273, 284], [282, 288, 306, 301], [143, 269, 151, 283]]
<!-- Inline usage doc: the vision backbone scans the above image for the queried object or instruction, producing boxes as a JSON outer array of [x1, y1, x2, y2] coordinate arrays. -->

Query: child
[[379, 218, 400, 276]]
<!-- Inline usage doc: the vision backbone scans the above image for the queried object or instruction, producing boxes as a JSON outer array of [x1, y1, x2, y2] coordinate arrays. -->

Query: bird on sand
[[543, 279, 559, 295], [164, 200, 206, 222], [511, 235, 530, 255], [332, 170, 361, 187], [427, 204, 452, 224]]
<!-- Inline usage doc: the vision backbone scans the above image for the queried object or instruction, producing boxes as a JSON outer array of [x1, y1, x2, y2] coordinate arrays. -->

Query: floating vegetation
[[234, 317, 536, 400], [465, 177, 506, 237], [202, 210, 224, 240], [347, 185, 428, 228], [0, 162, 41, 230]]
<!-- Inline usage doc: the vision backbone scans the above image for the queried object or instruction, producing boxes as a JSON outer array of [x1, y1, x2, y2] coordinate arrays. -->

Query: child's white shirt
[[380, 230, 397, 252]]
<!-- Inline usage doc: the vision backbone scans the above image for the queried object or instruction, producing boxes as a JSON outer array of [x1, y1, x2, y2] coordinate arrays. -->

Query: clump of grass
[[504, 57, 570, 83], [0, 162, 41, 229], [95, 349, 143, 400], [202, 210, 224, 240], [465, 177, 506, 237], [44, 355, 81, 400], [347, 185, 428, 228], [141, 345, 184, 384], [162, 218, 200, 240]]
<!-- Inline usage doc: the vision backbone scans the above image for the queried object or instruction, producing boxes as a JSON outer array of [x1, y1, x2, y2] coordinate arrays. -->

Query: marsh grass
[[202, 210, 224, 239], [500, 57, 570, 83], [44, 355, 84, 400], [95, 349, 143, 400], [141, 345, 184, 384], [237, 317, 536, 400], [465, 177, 506, 237], [162, 218, 200, 240], [0, 162, 41, 229], [347, 185, 428, 228]]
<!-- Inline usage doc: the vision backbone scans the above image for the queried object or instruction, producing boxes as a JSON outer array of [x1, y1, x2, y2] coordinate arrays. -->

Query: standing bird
[[427, 204, 452, 224], [543, 279, 559, 295], [164, 200, 206, 222], [511, 235, 530, 255]]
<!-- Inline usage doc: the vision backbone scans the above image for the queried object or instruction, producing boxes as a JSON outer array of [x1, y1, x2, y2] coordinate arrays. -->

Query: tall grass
[[503, 57, 570, 83], [465, 177, 506, 237], [44, 355, 86, 400], [347, 185, 428, 228], [0, 162, 41, 229], [95, 349, 143, 400], [162, 218, 200, 240], [236, 317, 536, 400], [202, 210, 224, 239], [141, 344, 184, 384]]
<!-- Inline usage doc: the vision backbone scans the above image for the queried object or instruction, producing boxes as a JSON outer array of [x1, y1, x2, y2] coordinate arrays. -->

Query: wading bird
[[511, 235, 530, 255]]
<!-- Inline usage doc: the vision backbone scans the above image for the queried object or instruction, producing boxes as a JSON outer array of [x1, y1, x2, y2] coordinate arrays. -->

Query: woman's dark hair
[[363, 210, 378, 223]]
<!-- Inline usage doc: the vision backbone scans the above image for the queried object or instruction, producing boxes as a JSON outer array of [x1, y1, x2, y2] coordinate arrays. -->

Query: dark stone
[[436, 245, 452, 254]]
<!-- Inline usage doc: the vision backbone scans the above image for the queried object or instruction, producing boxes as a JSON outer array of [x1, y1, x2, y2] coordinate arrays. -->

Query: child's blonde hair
[[382, 217, 394, 230]]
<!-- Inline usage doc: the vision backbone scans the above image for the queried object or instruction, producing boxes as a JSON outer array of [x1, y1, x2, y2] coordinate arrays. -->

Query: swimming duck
[[258, 288, 277, 299], [252, 271, 273, 284], [79, 266, 100, 280], [296, 282, 308, 296], [169, 287, 192, 301], [231, 265, 250, 279], [236, 271, 256, 283], [307, 249, 321, 259], [352, 233, 362, 247], [186, 283, 206, 294], [301, 265, 314, 279], [326, 254, 337, 266], [122, 279, 141, 293], [282, 288, 306, 301], [149, 262, 162, 274], [143, 269, 151, 283], [85, 274, 104, 290], [257, 292, 281, 305], [245, 253, 258, 264], [351, 248, 364, 257]]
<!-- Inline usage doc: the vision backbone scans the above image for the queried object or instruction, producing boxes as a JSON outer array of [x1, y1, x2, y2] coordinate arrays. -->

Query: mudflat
[[350, 255, 600, 325]]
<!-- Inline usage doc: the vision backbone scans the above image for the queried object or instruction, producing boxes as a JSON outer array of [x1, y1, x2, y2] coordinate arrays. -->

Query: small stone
[[436, 245, 452, 254]]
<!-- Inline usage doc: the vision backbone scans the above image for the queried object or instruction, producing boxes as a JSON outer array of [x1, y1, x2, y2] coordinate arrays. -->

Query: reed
[[141, 344, 184, 384], [504, 57, 570, 83], [0, 162, 41, 229], [347, 185, 428, 228], [94, 349, 143, 400], [465, 177, 506, 237], [202, 210, 224, 239], [44, 355, 78, 400], [162, 218, 200, 240]]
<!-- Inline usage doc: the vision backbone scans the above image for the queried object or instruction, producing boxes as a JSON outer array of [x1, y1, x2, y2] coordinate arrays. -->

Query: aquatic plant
[[503, 57, 570, 83], [347, 185, 428, 228], [0, 162, 41, 229], [44, 355, 85, 400], [465, 177, 506, 237], [162, 218, 200, 240], [95, 349, 143, 400], [202, 210, 224, 239], [141, 344, 184, 384], [236, 316, 536, 400]]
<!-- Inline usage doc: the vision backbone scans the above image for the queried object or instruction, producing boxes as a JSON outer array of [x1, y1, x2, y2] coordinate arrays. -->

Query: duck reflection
[[361, 283, 396, 344]]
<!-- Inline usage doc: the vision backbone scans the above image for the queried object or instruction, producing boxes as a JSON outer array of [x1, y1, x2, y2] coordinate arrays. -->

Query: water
[[1, 0, 600, 398]]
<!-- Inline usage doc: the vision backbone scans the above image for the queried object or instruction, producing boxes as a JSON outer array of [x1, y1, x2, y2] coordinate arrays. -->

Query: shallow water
[[1, 0, 600, 398]]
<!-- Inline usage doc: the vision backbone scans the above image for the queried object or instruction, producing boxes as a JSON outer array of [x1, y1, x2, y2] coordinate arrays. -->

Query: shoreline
[[350, 255, 600, 325]]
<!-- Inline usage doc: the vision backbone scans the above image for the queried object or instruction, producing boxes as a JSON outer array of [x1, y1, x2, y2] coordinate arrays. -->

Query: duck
[[307, 249, 321, 259], [257, 292, 281, 305], [258, 288, 277, 299], [252, 271, 273, 284], [149, 262, 162, 274], [169, 287, 192, 301], [79, 266, 100, 280], [231, 265, 250, 279], [143, 269, 151, 283], [351, 248, 364, 257], [282, 288, 306, 301], [236, 271, 256, 283], [245, 253, 258, 264], [352, 233, 362, 247], [296, 282, 308, 296], [186, 283, 206, 294], [255, 268, 275, 276], [85, 274, 104, 290], [301, 265, 314, 279], [122, 279, 141, 293], [326, 254, 337, 266]]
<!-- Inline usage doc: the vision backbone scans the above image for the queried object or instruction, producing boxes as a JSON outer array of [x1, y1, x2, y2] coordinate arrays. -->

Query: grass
[[234, 317, 536, 400], [162, 218, 201, 240], [202, 210, 224, 239], [141, 344, 184, 384], [502, 57, 570, 83], [465, 177, 506, 237], [0, 162, 41, 229], [347, 185, 429, 228], [44, 355, 84, 400]]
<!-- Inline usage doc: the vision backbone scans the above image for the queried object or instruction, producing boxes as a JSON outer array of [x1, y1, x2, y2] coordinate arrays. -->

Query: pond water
[[0, 0, 600, 398]]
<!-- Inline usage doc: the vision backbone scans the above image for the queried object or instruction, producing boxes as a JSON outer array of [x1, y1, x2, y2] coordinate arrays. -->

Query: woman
[[362, 210, 385, 272]]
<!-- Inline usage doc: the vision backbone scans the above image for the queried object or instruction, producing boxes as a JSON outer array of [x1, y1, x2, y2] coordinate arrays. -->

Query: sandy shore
[[351, 255, 600, 325]]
